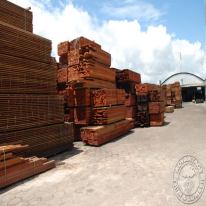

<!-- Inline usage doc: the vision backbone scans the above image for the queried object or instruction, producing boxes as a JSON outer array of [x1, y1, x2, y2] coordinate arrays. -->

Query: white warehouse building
[[162, 72, 205, 102]]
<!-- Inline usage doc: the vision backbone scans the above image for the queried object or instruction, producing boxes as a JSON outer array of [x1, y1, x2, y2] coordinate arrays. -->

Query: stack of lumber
[[135, 83, 165, 127], [81, 119, 134, 146], [81, 88, 130, 145], [58, 37, 134, 143], [125, 94, 137, 119], [0, 123, 74, 157], [0, 54, 57, 94], [171, 82, 182, 108], [164, 82, 182, 108], [116, 69, 141, 94], [0, 1, 73, 157], [0, 144, 55, 188], [57, 37, 117, 140], [63, 87, 94, 126], [92, 88, 125, 107], [0, 94, 63, 133], [135, 85, 150, 127], [148, 84, 165, 126], [0, 21, 51, 63], [92, 105, 126, 125], [57, 36, 115, 89], [0, 0, 33, 32], [116, 69, 141, 120]]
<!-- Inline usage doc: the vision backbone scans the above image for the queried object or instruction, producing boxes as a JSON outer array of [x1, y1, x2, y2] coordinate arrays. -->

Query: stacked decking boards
[[0, 1, 73, 157], [57, 37, 133, 144], [0, 0, 33, 32], [0, 144, 55, 188]]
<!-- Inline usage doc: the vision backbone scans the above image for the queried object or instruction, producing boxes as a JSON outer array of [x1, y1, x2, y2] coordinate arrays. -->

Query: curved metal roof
[[162, 72, 205, 86]]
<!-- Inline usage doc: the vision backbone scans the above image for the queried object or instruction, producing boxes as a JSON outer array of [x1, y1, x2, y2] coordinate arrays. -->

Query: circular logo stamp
[[173, 155, 205, 204]]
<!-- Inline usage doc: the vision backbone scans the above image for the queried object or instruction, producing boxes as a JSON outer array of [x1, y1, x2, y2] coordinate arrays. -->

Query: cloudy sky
[[10, 0, 205, 83]]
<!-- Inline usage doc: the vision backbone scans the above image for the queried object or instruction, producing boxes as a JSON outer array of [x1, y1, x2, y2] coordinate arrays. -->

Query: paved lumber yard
[[1, 1, 206, 206], [1, 103, 206, 206]]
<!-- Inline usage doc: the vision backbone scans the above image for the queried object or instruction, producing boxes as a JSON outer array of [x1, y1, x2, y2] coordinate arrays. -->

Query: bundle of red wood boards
[[0, 0, 33, 32], [81, 119, 134, 146], [125, 94, 136, 107], [0, 54, 57, 94], [116, 69, 141, 94], [91, 89, 126, 125], [115, 69, 141, 121], [126, 106, 136, 119], [149, 102, 165, 114], [92, 89, 125, 107], [116, 69, 141, 83], [135, 83, 158, 95], [0, 144, 55, 188], [0, 123, 74, 157], [125, 94, 136, 119], [171, 82, 182, 108], [0, 21, 51, 63], [135, 93, 150, 127], [57, 37, 115, 90], [164, 82, 182, 108], [72, 79, 116, 89], [0, 2, 73, 157], [92, 105, 126, 125], [63, 87, 93, 126], [146, 84, 165, 126], [57, 37, 118, 140], [81, 88, 132, 145], [0, 94, 64, 133]]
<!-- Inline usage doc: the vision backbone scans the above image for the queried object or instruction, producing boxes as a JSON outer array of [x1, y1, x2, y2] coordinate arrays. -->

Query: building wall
[[163, 72, 204, 87]]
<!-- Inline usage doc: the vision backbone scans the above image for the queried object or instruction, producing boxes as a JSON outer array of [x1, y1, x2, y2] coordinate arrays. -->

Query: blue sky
[[51, 0, 204, 46]]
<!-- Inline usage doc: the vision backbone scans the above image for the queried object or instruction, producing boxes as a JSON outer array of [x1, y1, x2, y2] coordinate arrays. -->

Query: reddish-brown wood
[[81, 119, 134, 146]]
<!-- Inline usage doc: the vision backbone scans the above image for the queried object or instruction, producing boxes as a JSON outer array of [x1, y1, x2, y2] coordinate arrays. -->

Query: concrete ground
[[1, 103, 206, 206]]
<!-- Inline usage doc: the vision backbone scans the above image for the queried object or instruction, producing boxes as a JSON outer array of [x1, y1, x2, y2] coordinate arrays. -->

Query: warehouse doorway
[[181, 86, 205, 102]]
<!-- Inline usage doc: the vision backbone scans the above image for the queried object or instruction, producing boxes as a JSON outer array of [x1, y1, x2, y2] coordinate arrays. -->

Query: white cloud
[[9, 0, 205, 83], [101, 0, 164, 21]]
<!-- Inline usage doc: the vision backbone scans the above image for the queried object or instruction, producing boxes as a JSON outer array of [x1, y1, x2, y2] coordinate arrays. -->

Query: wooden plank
[[0, 54, 57, 94], [81, 119, 134, 146], [0, 94, 64, 133], [0, 21, 51, 63], [92, 89, 125, 107], [92, 105, 126, 125], [67, 62, 115, 83], [0, 0, 33, 32], [116, 69, 141, 83], [0, 124, 74, 157]]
